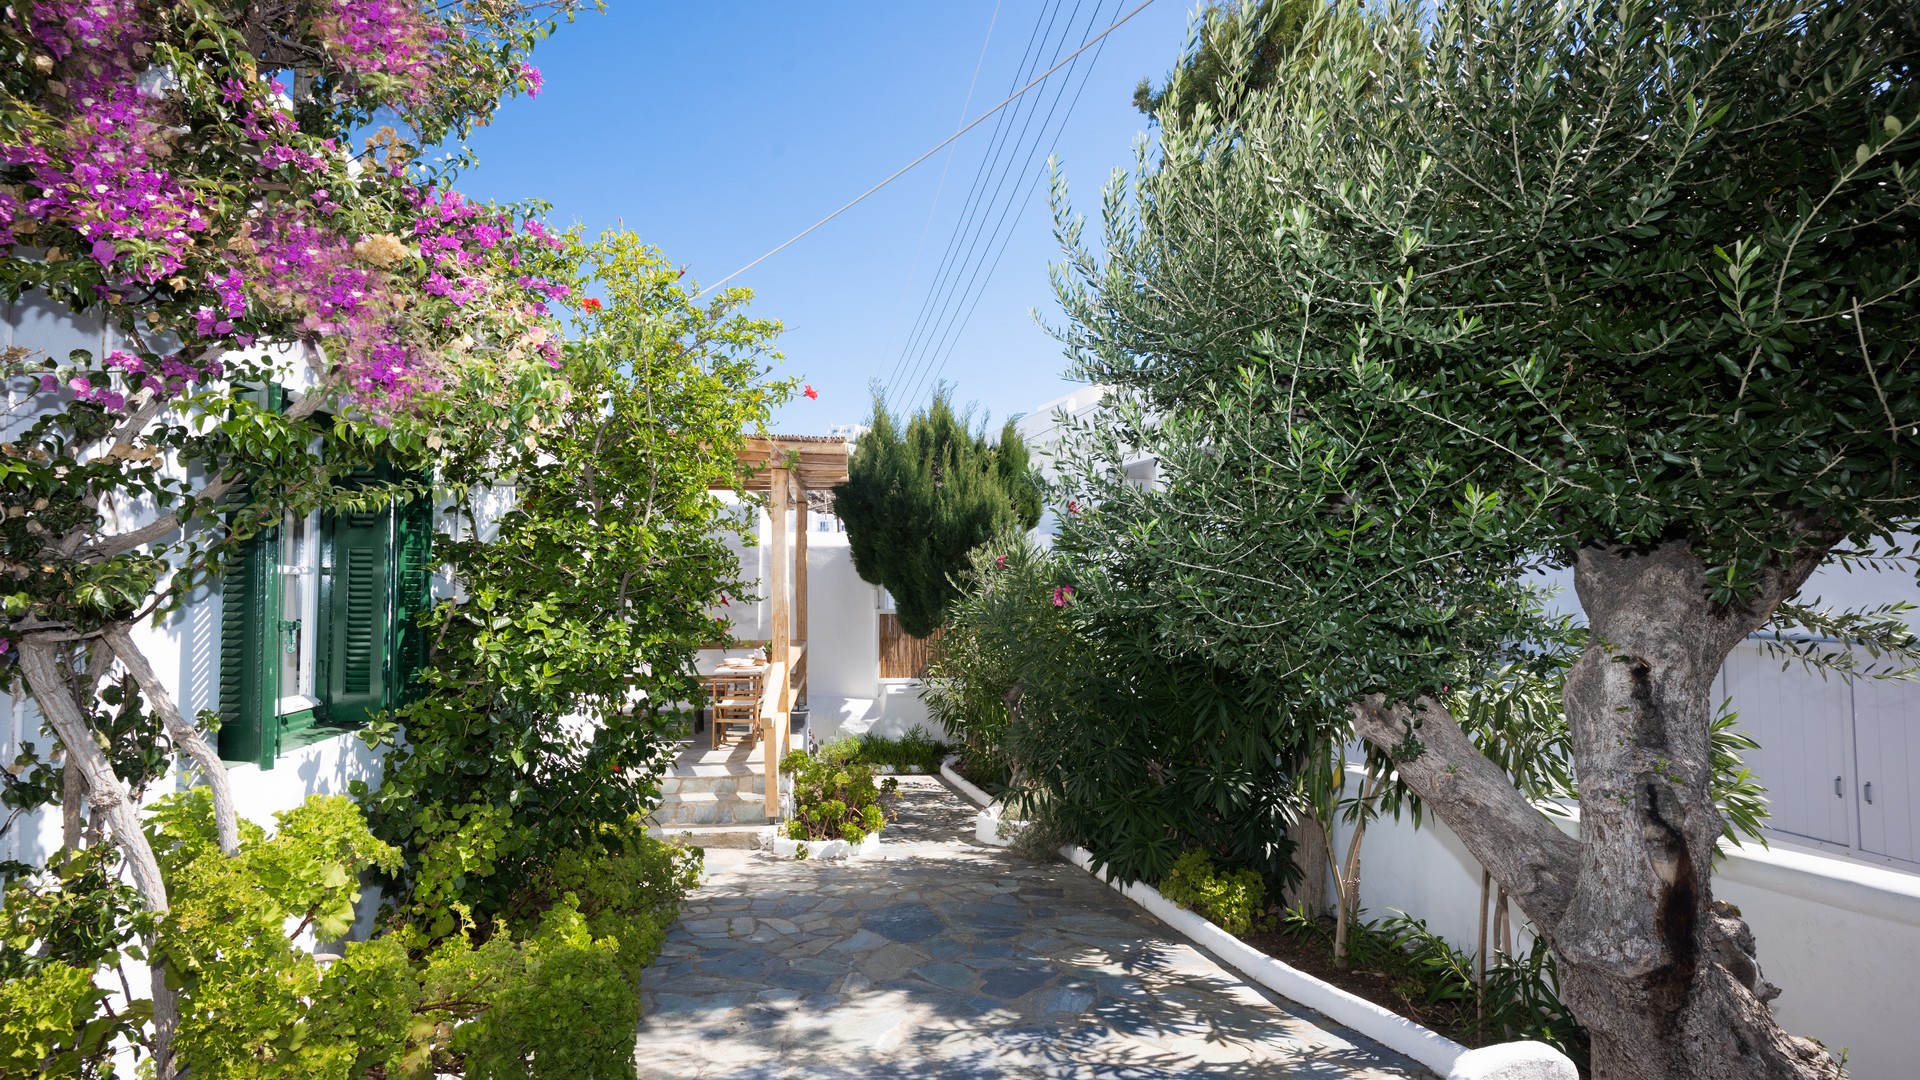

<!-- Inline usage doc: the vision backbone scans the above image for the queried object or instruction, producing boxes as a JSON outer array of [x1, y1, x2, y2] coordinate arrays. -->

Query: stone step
[[659, 771, 765, 798], [646, 823, 770, 849], [648, 790, 771, 826]]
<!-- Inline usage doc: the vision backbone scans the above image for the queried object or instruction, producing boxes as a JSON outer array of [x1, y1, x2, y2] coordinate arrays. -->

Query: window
[[217, 451, 434, 768]]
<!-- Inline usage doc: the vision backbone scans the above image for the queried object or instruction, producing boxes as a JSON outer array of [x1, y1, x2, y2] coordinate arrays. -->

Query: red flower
[[1066, 500, 1081, 516], [611, 764, 623, 774], [803, 384, 818, 400], [581, 297, 602, 312], [1052, 585, 1076, 607], [994, 555, 1008, 570], [719, 594, 731, 606]]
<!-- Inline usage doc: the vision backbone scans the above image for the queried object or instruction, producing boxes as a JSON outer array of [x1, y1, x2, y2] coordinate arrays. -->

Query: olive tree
[[1049, 2, 1918, 1077]]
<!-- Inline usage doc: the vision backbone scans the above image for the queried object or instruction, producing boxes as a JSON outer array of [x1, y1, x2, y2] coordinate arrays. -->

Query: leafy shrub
[[781, 750, 898, 843], [1276, 907, 1590, 1069], [0, 800, 699, 1080], [1159, 849, 1269, 936], [0, 963, 123, 1079], [923, 532, 1314, 888], [816, 726, 949, 774]]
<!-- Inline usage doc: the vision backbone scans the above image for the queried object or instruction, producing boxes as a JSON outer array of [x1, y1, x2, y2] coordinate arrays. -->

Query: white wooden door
[[1720, 647, 1854, 847], [1851, 676, 1919, 863]]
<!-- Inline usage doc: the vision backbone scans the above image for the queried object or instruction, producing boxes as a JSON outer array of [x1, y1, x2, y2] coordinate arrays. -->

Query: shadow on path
[[638, 776, 1434, 1079]]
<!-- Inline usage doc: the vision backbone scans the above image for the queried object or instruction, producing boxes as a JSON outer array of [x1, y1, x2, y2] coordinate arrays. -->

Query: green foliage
[[362, 232, 787, 916], [1, 803, 699, 1080], [0, 962, 122, 1079], [1712, 711, 1771, 852], [1133, 0, 1322, 124], [834, 392, 1041, 637], [781, 750, 899, 843], [147, 790, 416, 1077], [816, 727, 949, 774], [1159, 849, 1268, 936], [1277, 908, 1590, 1068], [923, 532, 1313, 888], [443, 898, 635, 1080]]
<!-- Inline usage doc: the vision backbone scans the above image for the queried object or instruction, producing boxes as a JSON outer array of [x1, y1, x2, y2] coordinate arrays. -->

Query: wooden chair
[[707, 665, 764, 751]]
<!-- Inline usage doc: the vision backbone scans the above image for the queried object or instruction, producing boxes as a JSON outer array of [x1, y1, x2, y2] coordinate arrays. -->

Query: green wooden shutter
[[390, 495, 434, 705], [322, 508, 392, 727], [217, 527, 281, 768]]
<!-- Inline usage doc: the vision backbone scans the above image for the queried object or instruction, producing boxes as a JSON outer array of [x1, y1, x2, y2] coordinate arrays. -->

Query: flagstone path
[[636, 775, 1433, 1079]]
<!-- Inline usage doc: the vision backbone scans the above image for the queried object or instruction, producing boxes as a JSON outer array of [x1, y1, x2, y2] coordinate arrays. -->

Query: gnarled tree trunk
[[1354, 539, 1844, 1080], [18, 634, 182, 1079]]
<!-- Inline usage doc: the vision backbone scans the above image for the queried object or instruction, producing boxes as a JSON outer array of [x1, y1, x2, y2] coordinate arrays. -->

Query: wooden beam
[[792, 473, 808, 709], [759, 660, 787, 819], [767, 467, 791, 696]]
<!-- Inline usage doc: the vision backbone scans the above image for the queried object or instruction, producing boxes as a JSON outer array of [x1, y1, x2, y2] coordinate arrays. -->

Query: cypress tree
[[835, 392, 1041, 637]]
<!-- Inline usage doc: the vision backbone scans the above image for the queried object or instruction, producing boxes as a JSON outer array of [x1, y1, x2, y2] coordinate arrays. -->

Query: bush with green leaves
[[781, 750, 899, 843], [359, 234, 787, 920], [923, 532, 1317, 889], [816, 727, 950, 774], [0, 795, 699, 1079], [1159, 849, 1269, 936]]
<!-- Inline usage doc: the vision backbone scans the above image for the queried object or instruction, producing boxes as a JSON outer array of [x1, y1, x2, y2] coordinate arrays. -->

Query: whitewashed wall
[[1331, 779, 1920, 1080]]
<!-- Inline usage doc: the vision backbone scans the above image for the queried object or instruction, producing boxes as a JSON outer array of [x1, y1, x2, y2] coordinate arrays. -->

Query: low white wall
[[1334, 775, 1920, 1080]]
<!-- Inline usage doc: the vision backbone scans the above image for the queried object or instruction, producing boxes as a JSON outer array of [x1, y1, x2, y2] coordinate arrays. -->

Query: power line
[[880, 0, 1072, 403], [692, 0, 1163, 300], [894, 0, 1119, 413], [874, 0, 1004, 368]]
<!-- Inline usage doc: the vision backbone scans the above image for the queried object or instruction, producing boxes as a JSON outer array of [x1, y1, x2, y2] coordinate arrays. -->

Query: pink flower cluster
[[6, 0, 211, 277], [311, 0, 452, 106], [45, 349, 222, 412]]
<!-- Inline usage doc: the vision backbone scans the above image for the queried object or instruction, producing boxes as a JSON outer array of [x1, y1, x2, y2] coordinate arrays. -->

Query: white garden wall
[[1330, 774, 1920, 1080]]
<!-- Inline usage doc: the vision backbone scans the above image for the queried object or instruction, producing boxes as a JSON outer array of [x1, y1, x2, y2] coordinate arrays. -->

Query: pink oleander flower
[[1066, 500, 1081, 516], [1052, 585, 1075, 607], [995, 555, 1008, 570]]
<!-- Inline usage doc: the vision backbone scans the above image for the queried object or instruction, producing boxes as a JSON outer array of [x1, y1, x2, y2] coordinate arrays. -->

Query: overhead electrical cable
[[892, 0, 1121, 413], [898, 8, 1117, 413], [879, 0, 1073, 402], [692, 0, 1162, 300], [875, 0, 1004, 367]]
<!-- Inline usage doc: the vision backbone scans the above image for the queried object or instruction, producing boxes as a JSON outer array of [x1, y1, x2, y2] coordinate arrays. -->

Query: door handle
[[1864, 781, 1874, 805], [1835, 776, 1843, 798]]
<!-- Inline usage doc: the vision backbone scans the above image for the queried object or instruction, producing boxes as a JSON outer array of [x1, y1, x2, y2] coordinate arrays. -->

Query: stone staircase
[[646, 741, 772, 843]]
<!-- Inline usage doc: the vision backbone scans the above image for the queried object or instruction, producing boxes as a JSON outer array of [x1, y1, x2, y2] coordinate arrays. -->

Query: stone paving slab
[[637, 776, 1434, 1079]]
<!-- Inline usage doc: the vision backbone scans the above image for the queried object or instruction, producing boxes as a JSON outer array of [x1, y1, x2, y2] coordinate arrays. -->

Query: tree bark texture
[[18, 636, 181, 1079], [1354, 539, 1843, 1080], [102, 625, 240, 855]]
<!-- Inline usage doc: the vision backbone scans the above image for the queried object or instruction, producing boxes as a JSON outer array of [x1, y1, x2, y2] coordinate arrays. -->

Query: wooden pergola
[[711, 435, 851, 817]]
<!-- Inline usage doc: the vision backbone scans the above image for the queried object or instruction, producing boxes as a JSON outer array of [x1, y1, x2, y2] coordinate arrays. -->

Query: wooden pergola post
[[792, 473, 808, 710], [765, 466, 790, 818]]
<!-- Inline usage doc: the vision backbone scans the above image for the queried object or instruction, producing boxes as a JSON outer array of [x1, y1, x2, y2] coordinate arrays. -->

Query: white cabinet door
[[1721, 647, 1854, 847], [1852, 676, 1919, 863]]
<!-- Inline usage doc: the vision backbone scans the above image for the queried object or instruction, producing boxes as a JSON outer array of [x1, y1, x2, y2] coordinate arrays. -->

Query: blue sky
[[454, 1, 1199, 434]]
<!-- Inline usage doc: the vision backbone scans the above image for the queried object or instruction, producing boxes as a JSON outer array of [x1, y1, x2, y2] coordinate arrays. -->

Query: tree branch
[[1351, 693, 1581, 935], [102, 625, 240, 856]]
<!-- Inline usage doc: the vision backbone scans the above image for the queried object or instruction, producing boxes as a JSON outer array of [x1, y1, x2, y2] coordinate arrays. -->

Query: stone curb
[[939, 756, 1572, 1078], [938, 755, 1020, 846]]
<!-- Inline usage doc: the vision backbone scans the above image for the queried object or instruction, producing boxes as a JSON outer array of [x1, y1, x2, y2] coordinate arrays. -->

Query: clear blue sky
[[454, 1, 1199, 434]]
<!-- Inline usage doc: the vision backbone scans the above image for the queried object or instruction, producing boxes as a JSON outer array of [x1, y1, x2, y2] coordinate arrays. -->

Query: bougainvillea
[[1, 1, 590, 1075]]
